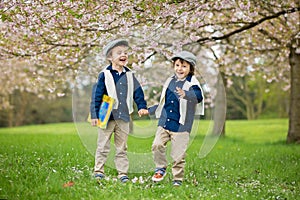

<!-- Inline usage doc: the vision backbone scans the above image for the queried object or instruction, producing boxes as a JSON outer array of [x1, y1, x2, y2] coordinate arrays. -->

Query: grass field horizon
[[0, 119, 299, 199]]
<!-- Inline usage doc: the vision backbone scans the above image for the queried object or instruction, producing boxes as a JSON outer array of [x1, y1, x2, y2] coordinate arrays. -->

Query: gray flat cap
[[171, 51, 197, 66], [103, 39, 129, 56]]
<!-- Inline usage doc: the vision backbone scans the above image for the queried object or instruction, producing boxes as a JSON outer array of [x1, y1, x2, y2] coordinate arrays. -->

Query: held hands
[[91, 119, 98, 126], [176, 87, 186, 98], [138, 109, 149, 117], [90, 109, 149, 126]]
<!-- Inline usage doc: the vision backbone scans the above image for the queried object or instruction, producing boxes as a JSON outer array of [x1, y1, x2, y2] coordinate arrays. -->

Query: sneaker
[[152, 167, 166, 182], [120, 175, 129, 183], [94, 173, 105, 180], [173, 180, 182, 186]]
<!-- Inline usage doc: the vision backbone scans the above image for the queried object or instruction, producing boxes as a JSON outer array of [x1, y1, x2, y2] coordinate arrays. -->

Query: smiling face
[[107, 45, 129, 69], [173, 59, 191, 80]]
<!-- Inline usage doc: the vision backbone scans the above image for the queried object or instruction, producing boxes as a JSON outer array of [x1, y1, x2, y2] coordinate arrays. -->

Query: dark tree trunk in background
[[287, 37, 300, 144]]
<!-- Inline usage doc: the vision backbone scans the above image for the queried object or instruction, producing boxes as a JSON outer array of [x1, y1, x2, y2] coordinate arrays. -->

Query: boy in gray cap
[[148, 50, 204, 186], [90, 39, 149, 183]]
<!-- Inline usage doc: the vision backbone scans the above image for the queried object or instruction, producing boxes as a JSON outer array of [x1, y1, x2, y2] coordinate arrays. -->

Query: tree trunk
[[287, 37, 300, 144], [14, 92, 27, 126], [7, 108, 13, 127], [7, 94, 13, 127]]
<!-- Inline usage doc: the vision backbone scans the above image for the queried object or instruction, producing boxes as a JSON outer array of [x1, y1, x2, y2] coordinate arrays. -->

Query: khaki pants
[[94, 120, 129, 178], [152, 126, 189, 181]]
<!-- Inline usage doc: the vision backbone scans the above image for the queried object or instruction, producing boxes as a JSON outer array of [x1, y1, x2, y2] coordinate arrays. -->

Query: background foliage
[[0, 0, 299, 144]]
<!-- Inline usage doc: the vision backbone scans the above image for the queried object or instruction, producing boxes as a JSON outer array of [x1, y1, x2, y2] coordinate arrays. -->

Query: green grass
[[0, 119, 299, 200]]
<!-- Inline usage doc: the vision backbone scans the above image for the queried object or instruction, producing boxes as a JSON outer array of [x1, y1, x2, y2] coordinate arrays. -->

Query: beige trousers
[[94, 120, 129, 178], [152, 126, 190, 181]]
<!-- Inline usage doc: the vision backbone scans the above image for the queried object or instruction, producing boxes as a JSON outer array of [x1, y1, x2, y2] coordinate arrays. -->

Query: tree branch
[[195, 7, 300, 44], [141, 51, 157, 64], [0, 46, 58, 58]]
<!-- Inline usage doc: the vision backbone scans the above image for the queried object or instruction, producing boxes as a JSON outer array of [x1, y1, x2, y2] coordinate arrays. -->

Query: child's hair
[[106, 51, 113, 64], [173, 58, 195, 76]]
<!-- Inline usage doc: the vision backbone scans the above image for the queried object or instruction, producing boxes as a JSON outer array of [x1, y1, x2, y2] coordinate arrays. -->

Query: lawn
[[0, 119, 299, 200]]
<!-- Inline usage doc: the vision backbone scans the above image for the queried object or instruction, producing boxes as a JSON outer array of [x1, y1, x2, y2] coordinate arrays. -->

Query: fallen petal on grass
[[63, 181, 74, 188]]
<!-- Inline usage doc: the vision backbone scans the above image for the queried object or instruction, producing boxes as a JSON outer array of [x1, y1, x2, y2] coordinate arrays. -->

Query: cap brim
[[171, 56, 196, 66]]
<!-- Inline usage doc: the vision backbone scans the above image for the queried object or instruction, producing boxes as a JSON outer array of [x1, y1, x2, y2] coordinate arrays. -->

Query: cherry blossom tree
[[0, 0, 299, 142]]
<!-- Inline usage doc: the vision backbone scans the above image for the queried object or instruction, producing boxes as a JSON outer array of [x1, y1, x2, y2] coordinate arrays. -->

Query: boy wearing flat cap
[[90, 39, 148, 183], [148, 50, 204, 186]]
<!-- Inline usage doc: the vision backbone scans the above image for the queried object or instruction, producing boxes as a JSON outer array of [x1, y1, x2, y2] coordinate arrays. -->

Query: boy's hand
[[138, 109, 149, 117], [91, 119, 98, 126], [176, 87, 186, 98]]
